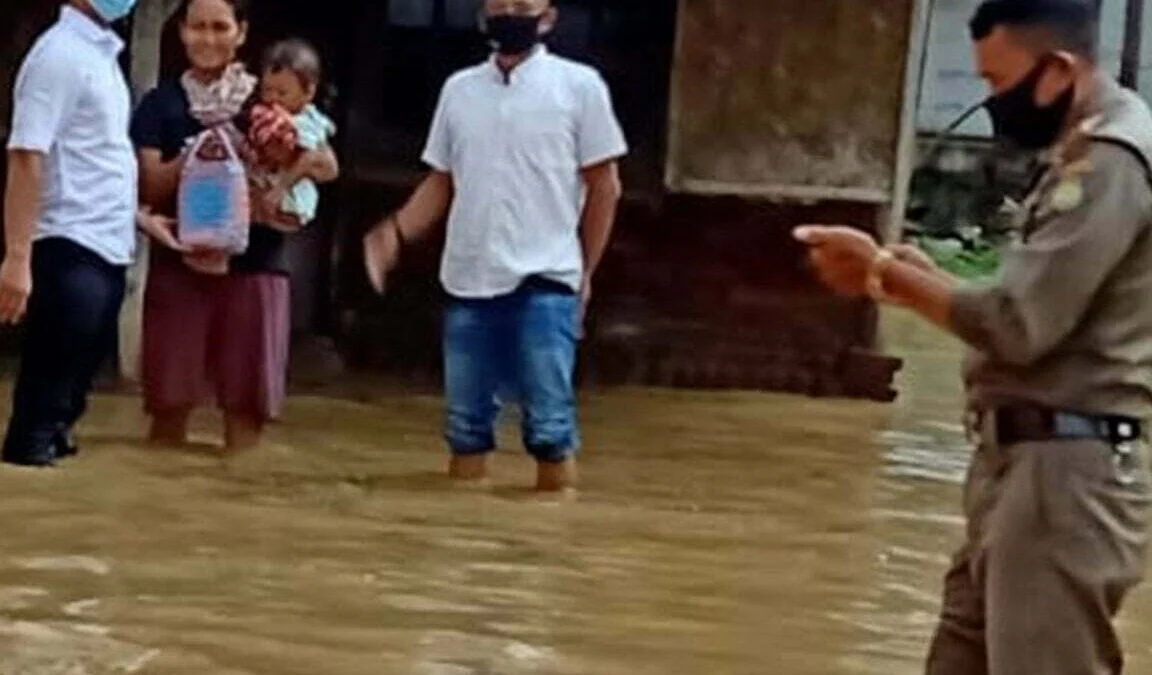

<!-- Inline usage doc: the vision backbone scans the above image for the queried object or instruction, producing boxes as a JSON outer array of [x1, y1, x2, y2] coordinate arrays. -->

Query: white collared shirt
[[7, 6, 137, 265], [423, 47, 628, 299]]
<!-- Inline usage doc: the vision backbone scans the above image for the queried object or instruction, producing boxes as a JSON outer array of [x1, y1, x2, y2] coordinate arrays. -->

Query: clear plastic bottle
[[178, 127, 251, 254]]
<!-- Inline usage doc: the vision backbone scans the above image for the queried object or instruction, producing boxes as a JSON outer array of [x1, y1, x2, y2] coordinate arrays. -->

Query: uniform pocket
[[1032, 440, 1152, 543]]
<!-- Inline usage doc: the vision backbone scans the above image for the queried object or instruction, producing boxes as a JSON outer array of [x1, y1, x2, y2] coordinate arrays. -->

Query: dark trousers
[[1, 238, 126, 465]]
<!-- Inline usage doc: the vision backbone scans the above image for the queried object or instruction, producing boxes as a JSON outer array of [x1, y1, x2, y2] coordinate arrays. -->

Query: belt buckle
[[1114, 440, 1139, 486], [1113, 419, 1139, 443], [1112, 418, 1141, 486]]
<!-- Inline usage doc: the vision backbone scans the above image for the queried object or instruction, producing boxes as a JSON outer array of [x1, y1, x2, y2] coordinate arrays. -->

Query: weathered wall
[[667, 0, 916, 202], [582, 197, 901, 399]]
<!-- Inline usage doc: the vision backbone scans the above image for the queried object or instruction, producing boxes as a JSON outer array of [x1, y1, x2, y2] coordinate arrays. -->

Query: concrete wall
[[666, 0, 917, 203]]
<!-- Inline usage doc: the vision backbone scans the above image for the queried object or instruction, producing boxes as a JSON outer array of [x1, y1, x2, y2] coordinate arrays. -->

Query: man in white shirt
[[364, 0, 627, 492], [1, 0, 148, 466]]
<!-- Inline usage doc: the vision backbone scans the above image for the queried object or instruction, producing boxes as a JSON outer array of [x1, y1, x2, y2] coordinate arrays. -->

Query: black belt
[[984, 405, 1143, 446]]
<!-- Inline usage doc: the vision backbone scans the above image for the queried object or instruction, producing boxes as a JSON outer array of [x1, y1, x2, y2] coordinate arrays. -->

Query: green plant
[[916, 236, 1002, 280]]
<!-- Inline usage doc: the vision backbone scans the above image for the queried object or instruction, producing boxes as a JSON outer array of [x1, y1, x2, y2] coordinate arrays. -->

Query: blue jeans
[[443, 280, 580, 463]]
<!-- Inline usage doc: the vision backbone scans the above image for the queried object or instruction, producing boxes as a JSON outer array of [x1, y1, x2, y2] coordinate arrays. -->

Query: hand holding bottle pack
[[177, 126, 251, 257]]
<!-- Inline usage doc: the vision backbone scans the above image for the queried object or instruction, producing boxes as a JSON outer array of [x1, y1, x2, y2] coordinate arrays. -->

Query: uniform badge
[[1048, 177, 1085, 213]]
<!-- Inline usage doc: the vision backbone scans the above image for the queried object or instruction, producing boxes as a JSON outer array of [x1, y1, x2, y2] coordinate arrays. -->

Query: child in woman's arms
[[248, 38, 336, 231]]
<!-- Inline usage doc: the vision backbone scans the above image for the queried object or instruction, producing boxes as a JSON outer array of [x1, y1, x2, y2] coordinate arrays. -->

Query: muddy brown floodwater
[[2, 311, 1152, 675]]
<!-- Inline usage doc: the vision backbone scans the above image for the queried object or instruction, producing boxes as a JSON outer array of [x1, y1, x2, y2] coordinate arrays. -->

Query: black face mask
[[984, 59, 1075, 150], [486, 14, 544, 56]]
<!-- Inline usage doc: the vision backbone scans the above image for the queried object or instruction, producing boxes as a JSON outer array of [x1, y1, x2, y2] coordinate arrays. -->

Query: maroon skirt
[[142, 253, 290, 421]]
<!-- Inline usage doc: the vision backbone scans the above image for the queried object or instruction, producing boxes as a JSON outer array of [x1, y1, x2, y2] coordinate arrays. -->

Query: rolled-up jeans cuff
[[445, 431, 496, 456], [526, 439, 580, 464]]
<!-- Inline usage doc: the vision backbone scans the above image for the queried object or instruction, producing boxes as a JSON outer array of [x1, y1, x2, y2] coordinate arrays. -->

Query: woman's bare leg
[[224, 412, 264, 450], [149, 409, 192, 446]]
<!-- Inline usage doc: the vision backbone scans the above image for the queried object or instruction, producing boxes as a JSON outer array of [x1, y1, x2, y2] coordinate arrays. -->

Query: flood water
[[2, 312, 1152, 674]]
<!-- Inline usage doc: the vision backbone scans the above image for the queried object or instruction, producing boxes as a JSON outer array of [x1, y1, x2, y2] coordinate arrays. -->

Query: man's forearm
[[580, 167, 622, 277], [4, 151, 43, 261], [392, 171, 453, 242], [881, 260, 958, 333], [580, 202, 616, 279]]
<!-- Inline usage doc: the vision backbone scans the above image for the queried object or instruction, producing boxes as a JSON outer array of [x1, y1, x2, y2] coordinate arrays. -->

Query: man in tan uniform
[[796, 1, 1152, 672]]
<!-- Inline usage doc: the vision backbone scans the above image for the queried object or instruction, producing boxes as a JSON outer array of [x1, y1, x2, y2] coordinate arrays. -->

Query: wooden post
[[884, 0, 933, 246], [119, 0, 179, 383], [1120, 0, 1145, 89]]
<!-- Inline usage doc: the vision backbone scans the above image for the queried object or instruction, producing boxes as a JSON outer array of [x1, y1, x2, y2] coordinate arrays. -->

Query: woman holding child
[[131, 0, 338, 449]]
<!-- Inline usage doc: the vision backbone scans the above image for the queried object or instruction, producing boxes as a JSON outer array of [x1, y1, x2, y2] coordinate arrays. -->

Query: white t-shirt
[[422, 47, 628, 299], [7, 6, 137, 265]]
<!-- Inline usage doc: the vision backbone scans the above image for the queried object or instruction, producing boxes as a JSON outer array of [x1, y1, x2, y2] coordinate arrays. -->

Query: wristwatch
[[866, 248, 895, 303]]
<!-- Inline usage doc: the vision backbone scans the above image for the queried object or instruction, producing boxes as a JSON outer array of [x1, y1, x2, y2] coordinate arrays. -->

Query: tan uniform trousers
[[926, 429, 1152, 675]]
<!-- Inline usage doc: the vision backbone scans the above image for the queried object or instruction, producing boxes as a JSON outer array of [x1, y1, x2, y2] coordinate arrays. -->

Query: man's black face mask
[[486, 13, 545, 56], [984, 57, 1075, 150]]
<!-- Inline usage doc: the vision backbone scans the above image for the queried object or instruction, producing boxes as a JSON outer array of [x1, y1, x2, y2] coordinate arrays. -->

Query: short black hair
[[969, 0, 1099, 57], [262, 38, 323, 88], [177, 0, 251, 23]]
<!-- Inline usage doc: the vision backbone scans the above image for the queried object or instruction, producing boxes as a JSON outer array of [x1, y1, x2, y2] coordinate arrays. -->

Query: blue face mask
[[90, 0, 139, 23]]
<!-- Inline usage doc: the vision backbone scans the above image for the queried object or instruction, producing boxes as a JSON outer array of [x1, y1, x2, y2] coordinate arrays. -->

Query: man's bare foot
[[363, 224, 400, 294], [449, 454, 490, 483], [535, 458, 578, 493]]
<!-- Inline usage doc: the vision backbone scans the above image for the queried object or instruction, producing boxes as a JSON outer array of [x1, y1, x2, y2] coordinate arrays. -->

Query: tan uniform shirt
[[952, 75, 1152, 418]]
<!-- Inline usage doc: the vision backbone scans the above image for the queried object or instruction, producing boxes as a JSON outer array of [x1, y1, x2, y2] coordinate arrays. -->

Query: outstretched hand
[[0, 255, 31, 325], [363, 220, 402, 295], [792, 225, 880, 298], [137, 211, 187, 253]]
